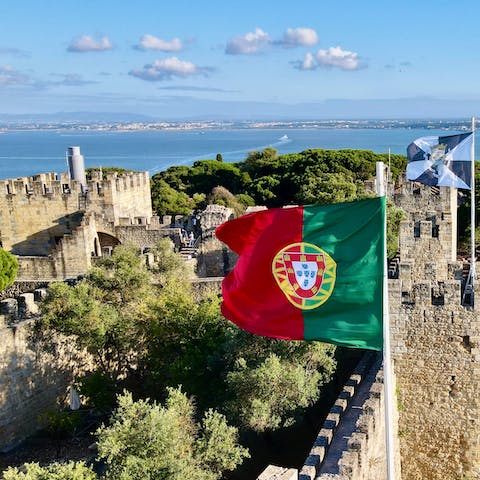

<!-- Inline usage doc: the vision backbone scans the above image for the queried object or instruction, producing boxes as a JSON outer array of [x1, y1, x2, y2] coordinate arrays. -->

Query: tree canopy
[[151, 147, 407, 215], [96, 389, 248, 480]]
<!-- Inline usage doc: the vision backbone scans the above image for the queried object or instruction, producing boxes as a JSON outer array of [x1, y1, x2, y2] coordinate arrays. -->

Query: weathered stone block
[[257, 465, 298, 480], [17, 293, 39, 318]]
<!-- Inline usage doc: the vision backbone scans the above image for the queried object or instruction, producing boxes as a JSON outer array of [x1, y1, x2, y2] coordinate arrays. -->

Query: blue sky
[[1, 0, 480, 119]]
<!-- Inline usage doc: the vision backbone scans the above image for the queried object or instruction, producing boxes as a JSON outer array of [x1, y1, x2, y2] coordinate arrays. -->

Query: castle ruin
[[0, 147, 179, 283]]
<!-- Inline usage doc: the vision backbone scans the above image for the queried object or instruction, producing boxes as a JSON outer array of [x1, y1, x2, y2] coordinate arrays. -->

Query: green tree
[[86, 167, 134, 180], [386, 200, 406, 258], [242, 147, 279, 179], [149, 238, 191, 286], [2, 461, 96, 480], [188, 160, 250, 195], [40, 245, 155, 385], [150, 178, 192, 217], [207, 186, 246, 216], [153, 166, 192, 192], [293, 171, 359, 205], [0, 248, 18, 291], [96, 389, 249, 480], [224, 337, 336, 432]]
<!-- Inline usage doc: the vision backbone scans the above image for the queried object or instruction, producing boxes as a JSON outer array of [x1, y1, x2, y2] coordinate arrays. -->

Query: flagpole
[[471, 117, 476, 293], [376, 161, 396, 480]]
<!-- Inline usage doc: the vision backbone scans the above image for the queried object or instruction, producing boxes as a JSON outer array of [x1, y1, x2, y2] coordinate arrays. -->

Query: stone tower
[[390, 179, 480, 479]]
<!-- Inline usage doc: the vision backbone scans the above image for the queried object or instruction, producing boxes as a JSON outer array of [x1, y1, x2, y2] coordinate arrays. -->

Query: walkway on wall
[[316, 352, 382, 477]]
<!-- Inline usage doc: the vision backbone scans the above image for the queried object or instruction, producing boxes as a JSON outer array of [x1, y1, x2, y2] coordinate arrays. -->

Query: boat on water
[[279, 134, 289, 140]]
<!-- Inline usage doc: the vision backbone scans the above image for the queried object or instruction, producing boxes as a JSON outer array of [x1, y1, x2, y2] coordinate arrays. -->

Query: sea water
[[0, 128, 473, 180]]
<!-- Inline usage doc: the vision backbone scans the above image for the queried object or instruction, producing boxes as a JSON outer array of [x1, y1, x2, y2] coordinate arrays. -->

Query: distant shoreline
[[0, 119, 473, 133]]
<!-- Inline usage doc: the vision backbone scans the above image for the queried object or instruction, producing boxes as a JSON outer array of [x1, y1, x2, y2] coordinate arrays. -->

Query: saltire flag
[[215, 197, 385, 351], [406, 132, 473, 189]]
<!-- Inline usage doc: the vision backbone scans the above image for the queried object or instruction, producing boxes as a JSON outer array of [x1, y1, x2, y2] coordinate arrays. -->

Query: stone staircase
[[179, 246, 198, 260]]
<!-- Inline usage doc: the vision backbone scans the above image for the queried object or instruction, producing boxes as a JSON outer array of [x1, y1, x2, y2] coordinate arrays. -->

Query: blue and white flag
[[406, 132, 473, 189]]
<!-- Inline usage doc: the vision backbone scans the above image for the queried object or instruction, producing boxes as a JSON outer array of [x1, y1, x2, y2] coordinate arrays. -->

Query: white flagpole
[[471, 117, 476, 288], [376, 161, 396, 480]]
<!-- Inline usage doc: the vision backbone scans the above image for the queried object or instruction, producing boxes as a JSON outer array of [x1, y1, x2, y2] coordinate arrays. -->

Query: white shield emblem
[[292, 260, 318, 290]]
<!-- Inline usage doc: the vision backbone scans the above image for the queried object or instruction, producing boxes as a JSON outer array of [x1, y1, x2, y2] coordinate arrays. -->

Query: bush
[[96, 389, 249, 480], [0, 248, 18, 291], [2, 461, 96, 480]]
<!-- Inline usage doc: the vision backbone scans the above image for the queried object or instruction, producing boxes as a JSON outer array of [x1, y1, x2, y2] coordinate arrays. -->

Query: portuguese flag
[[215, 196, 385, 351]]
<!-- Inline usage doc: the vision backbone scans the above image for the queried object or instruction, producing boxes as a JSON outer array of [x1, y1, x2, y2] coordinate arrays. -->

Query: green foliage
[[2, 461, 96, 480], [87, 244, 152, 303], [386, 201, 406, 258], [192, 192, 207, 210], [86, 167, 134, 180], [188, 160, 249, 196], [149, 238, 191, 286], [196, 409, 250, 477], [457, 163, 480, 249], [293, 172, 359, 205], [40, 410, 83, 440], [40, 245, 156, 382], [150, 178, 192, 217], [225, 340, 336, 432], [144, 285, 230, 407], [153, 166, 191, 192], [235, 193, 255, 208], [76, 371, 118, 410], [96, 389, 248, 480], [242, 147, 279, 179], [207, 186, 246, 216], [0, 248, 18, 291]]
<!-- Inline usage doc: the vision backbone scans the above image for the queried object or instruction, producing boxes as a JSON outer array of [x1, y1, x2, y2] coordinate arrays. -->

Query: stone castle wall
[[0, 292, 92, 452], [390, 180, 480, 479], [0, 170, 152, 254], [1, 170, 160, 281], [299, 352, 400, 480], [86, 170, 152, 225]]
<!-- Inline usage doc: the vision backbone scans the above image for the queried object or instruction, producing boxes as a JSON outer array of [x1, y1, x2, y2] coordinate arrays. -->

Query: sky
[[1, 0, 480, 120]]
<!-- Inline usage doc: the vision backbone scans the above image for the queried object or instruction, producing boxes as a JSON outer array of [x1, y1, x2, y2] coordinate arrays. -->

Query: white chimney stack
[[67, 146, 87, 190]]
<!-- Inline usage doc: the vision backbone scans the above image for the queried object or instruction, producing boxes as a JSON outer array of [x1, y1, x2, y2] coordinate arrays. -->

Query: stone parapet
[[298, 352, 397, 480]]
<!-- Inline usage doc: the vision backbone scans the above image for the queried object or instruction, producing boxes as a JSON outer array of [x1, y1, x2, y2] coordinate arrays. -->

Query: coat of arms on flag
[[272, 242, 336, 310], [406, 132, 473, 189]]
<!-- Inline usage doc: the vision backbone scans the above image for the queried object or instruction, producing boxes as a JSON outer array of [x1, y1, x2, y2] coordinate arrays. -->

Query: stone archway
[[97, 231, 121, 257]]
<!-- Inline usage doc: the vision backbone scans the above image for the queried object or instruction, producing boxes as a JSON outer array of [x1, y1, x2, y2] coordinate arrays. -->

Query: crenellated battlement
[[0, 167, 153, 263], [1, 170, 150, 201]]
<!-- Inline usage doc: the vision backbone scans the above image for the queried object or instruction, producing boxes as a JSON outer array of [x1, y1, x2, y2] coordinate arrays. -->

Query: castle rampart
[[0, 291, 93, 451], [389, 180, 480, 479], [0, 169, 162, 281]]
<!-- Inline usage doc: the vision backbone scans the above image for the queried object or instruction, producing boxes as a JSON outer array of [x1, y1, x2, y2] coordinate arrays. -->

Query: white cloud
[[278, 28, 318, 48], [296, 52, 316, 71], [135, 34, 183, 52], [129, 56, 212, 81], [316, 46, 364, 70], [225, 28, 270, 55], [67, 35, 113, 52], [0, 65, 30, 86], [292, 46, 366, 71]]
